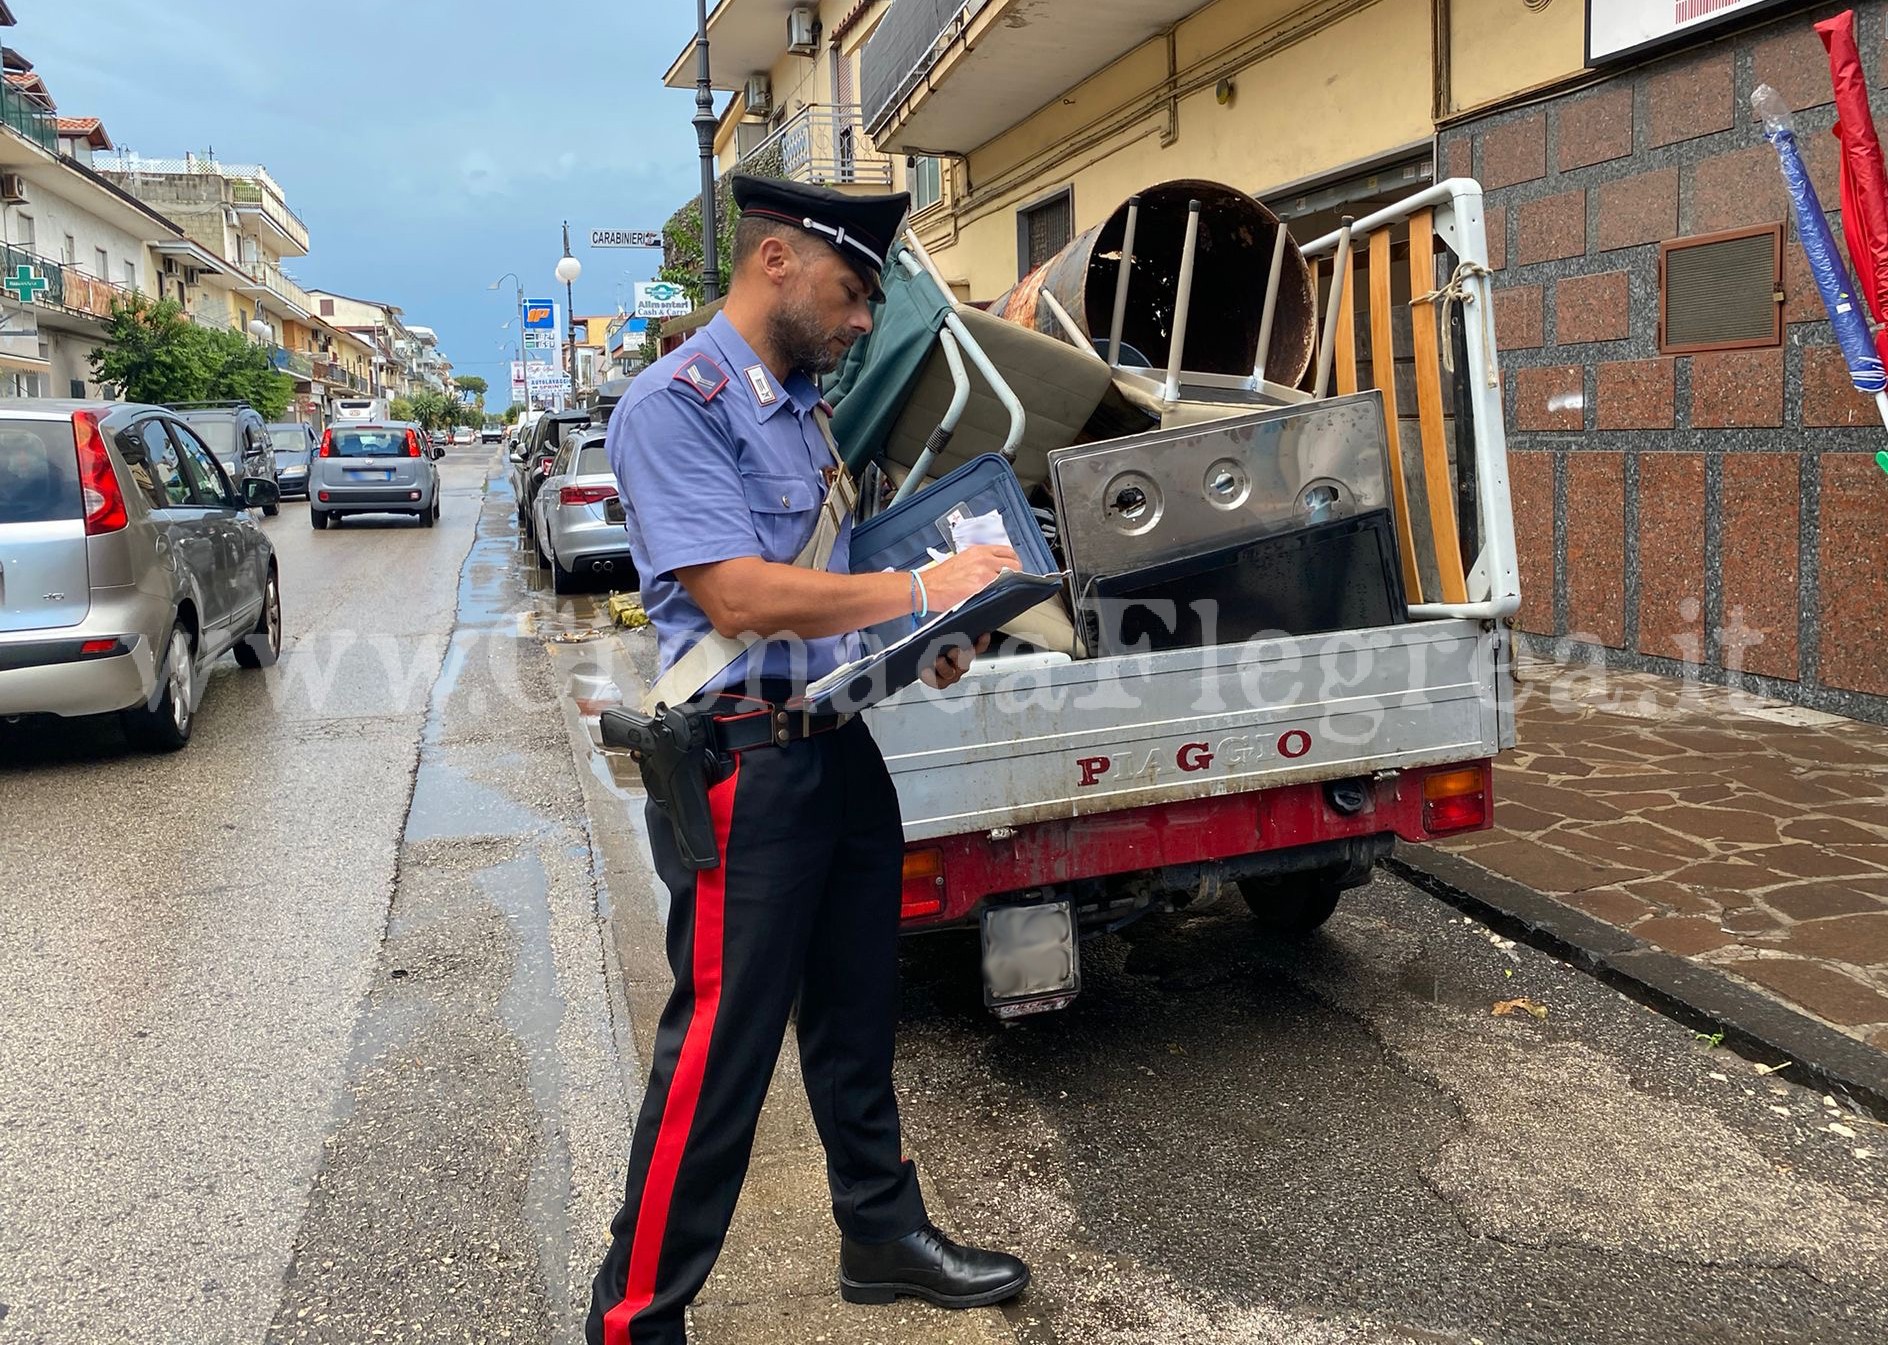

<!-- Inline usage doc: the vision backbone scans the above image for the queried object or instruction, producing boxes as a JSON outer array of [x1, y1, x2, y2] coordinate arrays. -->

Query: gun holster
[[599, 703, 726, 871]]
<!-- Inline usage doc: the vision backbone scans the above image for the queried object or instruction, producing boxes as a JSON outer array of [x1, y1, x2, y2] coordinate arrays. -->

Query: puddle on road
[[405, 755, 544, 843]]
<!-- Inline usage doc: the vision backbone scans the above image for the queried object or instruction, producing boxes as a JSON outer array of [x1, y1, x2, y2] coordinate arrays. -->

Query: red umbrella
[[1817, 9, 1888, 367]]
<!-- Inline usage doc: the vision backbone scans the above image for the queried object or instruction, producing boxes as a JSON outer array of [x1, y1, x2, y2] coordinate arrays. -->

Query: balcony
[[733, 104, 893, 189], [229, 177, 311, 256], [0, 81, 57, 156], [93, 153, 311, 256], [861, 0, 1208, 153], [271, 347, 316, 378], [247, 261, 314, 320], [0, 242, 142, 323]]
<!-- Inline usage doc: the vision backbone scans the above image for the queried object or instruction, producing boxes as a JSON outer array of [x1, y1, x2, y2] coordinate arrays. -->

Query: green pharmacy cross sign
[[3, 263, 48, 304]]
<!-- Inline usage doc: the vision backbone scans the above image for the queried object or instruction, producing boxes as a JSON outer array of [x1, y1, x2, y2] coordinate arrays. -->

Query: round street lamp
[[557, 221, 582, 405], [248, 318, 270, 342], [554, 254, 582, 285]]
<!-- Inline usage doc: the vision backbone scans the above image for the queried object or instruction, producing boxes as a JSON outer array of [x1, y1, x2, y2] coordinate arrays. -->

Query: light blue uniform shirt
[[608, 312, 859, 697]]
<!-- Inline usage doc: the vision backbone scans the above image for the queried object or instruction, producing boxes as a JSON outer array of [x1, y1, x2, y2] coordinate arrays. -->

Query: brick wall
[[1442, 3, 1888, 724]]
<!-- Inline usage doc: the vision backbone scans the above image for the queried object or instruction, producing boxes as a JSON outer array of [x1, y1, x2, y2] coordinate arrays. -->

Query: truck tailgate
[[866, 619, 1511, 841]]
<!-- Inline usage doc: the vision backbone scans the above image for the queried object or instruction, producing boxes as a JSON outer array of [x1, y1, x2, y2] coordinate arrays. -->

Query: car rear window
[[329, 428, 411, 457], [0, 421, 83, 524], [186, 418, 239, 458], [576, 443, 611, 475]]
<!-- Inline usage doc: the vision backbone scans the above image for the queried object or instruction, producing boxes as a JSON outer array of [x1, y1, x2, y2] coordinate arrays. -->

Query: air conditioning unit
[[786, 5, 818, 55], [183, 267, 200, 286], [0, 173, 26, 204], [744, 73, 772, 117]]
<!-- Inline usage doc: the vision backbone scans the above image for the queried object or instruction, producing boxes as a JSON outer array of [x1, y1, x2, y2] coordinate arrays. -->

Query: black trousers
[[586, 713, 928, 1345]]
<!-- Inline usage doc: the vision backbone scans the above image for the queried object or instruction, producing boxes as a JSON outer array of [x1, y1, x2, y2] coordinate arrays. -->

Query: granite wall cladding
[[1440, 1, 1888, 724]]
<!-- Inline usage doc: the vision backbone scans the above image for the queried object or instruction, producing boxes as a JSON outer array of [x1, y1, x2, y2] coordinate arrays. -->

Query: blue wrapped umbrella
[[1755, 84, 1888, 425]]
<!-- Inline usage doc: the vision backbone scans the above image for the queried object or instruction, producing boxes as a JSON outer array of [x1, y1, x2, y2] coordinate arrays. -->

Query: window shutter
[[1659, 225, 1782, 354]]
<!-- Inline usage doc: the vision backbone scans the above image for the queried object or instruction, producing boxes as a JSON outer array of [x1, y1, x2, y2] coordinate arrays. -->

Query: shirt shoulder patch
[[672, 353, 729, 403]]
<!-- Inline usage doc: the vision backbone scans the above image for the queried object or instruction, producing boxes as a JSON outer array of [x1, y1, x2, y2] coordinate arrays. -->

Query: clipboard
[[802, 571, 1068, 715]]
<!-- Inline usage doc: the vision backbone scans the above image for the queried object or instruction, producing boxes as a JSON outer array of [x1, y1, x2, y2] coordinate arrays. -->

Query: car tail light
[[899, 848, 945, 920], [318, 428, 333, 457], [1422, 766, 1489, 834], [72, 410, 126, 534], [405, 429, 422, 457], [560, 483, 617, 507], [79, 637, 123, 656]]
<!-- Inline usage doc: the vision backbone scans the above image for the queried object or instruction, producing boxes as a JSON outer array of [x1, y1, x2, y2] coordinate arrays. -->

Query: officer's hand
[[921, 634, 992, 690], [921, 545, 1023, 613]]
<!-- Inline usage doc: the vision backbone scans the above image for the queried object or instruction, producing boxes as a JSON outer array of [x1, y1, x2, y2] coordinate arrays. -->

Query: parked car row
[[0, 396, 468, 753], [506, 407, 636, 594]]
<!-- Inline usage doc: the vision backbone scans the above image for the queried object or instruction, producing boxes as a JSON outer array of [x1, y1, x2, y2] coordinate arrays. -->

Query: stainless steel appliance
[[1047, 390, 1392, 598]]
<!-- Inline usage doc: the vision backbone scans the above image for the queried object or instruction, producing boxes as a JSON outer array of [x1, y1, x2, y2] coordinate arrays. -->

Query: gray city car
[[307, 421, 444, 529], [0, 399, 282, 750], [530, 428, 636, 593]]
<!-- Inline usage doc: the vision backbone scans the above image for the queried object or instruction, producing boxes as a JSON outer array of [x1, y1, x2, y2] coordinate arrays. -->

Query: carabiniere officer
[[585, 176, 1030, 1344]]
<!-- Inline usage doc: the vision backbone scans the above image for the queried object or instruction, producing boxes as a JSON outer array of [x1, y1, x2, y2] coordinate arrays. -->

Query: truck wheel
[[1238, 872, 1343, 937]]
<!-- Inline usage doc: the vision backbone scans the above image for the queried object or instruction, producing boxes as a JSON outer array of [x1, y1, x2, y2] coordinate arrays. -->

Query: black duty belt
[[706, 699, 853, 751]]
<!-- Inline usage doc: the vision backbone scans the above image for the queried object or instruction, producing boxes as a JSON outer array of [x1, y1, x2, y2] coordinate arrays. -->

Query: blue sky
[[17, 0, 709, 388]]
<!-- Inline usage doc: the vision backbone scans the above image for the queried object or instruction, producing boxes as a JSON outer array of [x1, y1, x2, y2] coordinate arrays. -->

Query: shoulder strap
[[640, 404, 858, 713]]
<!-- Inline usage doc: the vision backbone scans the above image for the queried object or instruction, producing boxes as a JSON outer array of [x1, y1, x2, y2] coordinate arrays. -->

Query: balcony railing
[[271, 347, 316, 378], [0, 243, 142, 321], [0, 82, 58, 155], [248, 260, 315, 317], [732, 104, 892, 189]]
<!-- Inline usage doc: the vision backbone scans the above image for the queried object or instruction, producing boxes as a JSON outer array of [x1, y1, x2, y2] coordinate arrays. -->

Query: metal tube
[[1252, 221, 1289, 385], [694, 0, 720, 302], [894, 328, 970, 503], [1161, 198, 1203, 403], [1105, 194, 1140, 366], [1038, 290, 1102, 360], [1313, 216, 1352, 401], [898, 250, 1026, 458]]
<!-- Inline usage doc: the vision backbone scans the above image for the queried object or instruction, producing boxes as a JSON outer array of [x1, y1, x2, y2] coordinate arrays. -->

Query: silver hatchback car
[[530, 429, 636, 593], [0, 399, 282, 750], [307, 421, 444, 529]]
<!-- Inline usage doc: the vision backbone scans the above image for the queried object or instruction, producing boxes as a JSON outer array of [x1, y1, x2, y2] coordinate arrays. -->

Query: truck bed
[[866, 617, 1514, 842]]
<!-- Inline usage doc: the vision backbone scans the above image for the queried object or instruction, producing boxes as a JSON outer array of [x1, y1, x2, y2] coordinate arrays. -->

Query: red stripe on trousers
[[602, 757, 741, 1345]]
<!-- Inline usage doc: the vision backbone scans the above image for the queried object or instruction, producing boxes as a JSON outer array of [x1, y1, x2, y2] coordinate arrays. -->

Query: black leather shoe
[[839, 1222, 1030, 1308]]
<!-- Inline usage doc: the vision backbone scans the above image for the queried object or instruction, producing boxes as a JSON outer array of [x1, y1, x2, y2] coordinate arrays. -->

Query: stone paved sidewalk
[[1418, 657, 1888, 1051]]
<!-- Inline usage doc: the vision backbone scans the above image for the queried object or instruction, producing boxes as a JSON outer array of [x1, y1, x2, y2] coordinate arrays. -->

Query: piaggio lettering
[[1278, 729, 1313, 759], [1076, 756, 1111, 788], [1175, 742, 1214, 772]]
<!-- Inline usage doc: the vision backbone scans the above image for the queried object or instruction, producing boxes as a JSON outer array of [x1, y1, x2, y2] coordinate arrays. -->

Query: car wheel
[[420, 506, 436, 528], [1237, 872, 1344, 938], [123, 623, 195, 752], [263, 500, 280, 517], [310, 509, 329, 530], [234, 568, 281, 669], [551, 554, 579, 593], [432, 498, 442, 521]]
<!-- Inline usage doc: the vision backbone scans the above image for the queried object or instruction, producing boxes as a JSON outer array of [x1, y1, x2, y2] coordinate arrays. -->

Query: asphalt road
[[8, 449, 1888, 1345], [0, 454, 628, 1344]]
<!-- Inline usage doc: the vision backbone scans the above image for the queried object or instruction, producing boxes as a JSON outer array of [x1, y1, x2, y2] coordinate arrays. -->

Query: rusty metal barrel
[[993, 179, 1316, 387]]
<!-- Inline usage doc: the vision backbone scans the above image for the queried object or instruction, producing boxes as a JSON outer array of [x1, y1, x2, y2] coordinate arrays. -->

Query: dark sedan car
[[267, 421, 318, 500]]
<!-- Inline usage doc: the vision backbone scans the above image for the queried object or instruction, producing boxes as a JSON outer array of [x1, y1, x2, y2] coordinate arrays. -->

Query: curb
[[1389, 845, 1888, 1123]]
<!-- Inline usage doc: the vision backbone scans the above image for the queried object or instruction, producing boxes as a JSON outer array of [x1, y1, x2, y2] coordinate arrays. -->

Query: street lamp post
[[556, 222, 582, 406], [489, 271, 527, 411], [694, 0, 720, 303]]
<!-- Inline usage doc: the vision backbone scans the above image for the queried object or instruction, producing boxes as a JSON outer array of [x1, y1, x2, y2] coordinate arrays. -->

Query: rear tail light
[[560, 484, 617, 507], [405, 429, 422, 457], [73, 410, 126, 535], [1422, 766, 1489, 834], [899, 848, 945, 920], [78, 638, 123, 656], [318, 429, 333, 457]]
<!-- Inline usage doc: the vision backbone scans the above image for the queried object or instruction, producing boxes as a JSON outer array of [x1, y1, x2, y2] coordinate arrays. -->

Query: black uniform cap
[[731, 174, 910, 299]]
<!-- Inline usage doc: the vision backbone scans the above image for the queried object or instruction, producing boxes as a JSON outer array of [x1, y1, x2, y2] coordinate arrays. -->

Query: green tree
[[389, 395, 418, 423], [88, 293, 291, 417], [454, 374, 488, 407], [89, 294, 213, 404], [503, 402, 524, 425], [642, 184, 741, 365], [201, 327, 293, 419]]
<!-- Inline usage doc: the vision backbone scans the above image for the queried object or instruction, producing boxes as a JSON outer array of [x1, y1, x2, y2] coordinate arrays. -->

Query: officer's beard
[[768, 293, 851, 377]]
